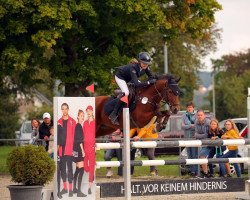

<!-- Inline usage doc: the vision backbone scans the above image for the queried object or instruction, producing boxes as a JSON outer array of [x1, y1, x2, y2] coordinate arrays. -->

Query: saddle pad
[[104, 97, 118, 116]]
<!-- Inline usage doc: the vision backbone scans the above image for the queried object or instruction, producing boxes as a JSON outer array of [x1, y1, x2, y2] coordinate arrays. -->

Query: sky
[[203, 0, 250, 71]]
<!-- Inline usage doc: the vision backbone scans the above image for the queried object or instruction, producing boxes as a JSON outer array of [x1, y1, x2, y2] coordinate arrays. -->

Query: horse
[[95, 75, 181, 137]]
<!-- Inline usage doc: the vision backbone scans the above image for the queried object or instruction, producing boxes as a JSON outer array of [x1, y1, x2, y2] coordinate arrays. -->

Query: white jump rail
[[95, 139, 250, 150], [96, 157, 250, 168]]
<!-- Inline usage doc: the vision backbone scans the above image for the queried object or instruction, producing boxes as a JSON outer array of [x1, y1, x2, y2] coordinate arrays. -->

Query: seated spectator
[[130, 116, 158, 176], [194, 109, 211, 178], [220, 119, 242, 178], [29, 118, 40, 145]]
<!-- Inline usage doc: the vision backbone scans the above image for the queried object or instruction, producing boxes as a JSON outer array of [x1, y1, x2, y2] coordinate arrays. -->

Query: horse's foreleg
[[156, 110, 171, 132]]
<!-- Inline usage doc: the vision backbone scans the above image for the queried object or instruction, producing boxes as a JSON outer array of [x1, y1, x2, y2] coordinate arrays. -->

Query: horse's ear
[[175, 76, 181, 83], [154, 73, 160, 79]]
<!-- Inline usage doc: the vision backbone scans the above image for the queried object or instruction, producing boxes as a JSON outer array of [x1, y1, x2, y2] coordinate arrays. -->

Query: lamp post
[[164, 42, 168, 74], [164, 42, 169, 111], [212, 72, 216, 117]]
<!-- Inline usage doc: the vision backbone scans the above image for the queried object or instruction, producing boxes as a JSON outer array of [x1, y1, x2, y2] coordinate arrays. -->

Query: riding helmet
[[138, 52, 151, 65]]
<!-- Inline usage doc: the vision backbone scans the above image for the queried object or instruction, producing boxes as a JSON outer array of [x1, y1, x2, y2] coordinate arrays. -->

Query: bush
[[6, 145, 55, 185]]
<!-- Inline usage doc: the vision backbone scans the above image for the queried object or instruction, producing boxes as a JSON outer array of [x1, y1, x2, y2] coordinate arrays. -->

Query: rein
[[136, 80, 179, 115], [131, 79, 180, 128]]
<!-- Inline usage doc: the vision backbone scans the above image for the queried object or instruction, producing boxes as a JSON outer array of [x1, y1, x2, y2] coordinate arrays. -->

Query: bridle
[[136, 80, 180, 112], [131, 79, 180, 128]]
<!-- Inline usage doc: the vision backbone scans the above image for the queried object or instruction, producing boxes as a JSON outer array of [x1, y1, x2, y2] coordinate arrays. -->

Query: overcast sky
[[203, 0, 250, 71]]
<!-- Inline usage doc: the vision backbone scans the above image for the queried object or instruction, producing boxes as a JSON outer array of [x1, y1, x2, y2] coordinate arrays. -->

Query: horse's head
[[155, 75, 181, 114]]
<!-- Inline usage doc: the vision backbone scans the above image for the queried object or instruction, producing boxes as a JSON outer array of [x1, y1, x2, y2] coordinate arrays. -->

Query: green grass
[[0, 146, 16, 174], [2, 146, 245, 178], [96, 150, 180, 178], [0, 146, 180, 177]]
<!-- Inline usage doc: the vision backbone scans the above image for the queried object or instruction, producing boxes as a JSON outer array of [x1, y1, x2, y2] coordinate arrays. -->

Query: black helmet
[[138, 52, 151, 65]]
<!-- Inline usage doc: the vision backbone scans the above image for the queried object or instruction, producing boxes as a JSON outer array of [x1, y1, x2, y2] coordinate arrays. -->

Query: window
[[175, 118, 182, 131], [22, 121, 32, 134]]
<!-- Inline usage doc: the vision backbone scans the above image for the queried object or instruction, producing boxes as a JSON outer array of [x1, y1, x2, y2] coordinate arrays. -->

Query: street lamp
[[164, 42, 169, 111], [212, 72, 216, 117], [164, 42, 168, 74]]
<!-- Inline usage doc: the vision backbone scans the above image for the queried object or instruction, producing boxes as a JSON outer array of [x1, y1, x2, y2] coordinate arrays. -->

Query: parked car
[[219, 118, 247, 133], [15, 120, 42, 146], [180, 118, 248, 175], [15, 120, 32, 146]]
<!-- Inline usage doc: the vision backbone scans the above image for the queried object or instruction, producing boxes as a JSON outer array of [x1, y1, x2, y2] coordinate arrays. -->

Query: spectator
[[57, 103, 76, 197], [47, 126, 54, 158], [39, 112, 53, 151], [104, 129, 123, 177], [207, 119, 225, 177], [181, 102, 198, 178], [130, 116, 158, 176], [220, 119, 242, 177], [194, 109, 211, 178], [30, 118, 40, 145], [83, 105, 95, 195]]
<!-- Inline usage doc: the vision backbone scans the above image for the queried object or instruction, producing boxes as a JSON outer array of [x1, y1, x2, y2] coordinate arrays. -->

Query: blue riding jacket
[[115, 63, 153, 87]]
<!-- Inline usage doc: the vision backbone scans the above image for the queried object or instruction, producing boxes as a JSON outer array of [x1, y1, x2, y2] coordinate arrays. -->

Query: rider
[[109, 52, 157, 125]]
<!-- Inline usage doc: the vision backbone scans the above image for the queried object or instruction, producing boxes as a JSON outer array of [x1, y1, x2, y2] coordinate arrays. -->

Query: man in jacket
[[194, 109, 211, 178], [39, 112, 53, 151]]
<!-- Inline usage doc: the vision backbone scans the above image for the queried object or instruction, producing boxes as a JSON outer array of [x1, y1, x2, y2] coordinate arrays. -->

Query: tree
[[0, 85, 19, 141], [0, 0, 222, 97], [210, 49, 250, 120], [139, 23, 221, 107]]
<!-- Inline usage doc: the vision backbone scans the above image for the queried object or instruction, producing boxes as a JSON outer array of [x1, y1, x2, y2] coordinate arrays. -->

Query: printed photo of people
[[54, 97, 96, 200]]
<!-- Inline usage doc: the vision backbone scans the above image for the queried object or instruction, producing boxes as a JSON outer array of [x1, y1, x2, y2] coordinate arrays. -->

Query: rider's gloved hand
[[148, 79, 157, 85]]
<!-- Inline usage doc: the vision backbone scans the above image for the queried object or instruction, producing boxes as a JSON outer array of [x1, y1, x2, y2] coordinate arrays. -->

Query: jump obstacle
[[96, 139, 250, 168], [96, 138, 250, 149], [96, 87, 250, 199]]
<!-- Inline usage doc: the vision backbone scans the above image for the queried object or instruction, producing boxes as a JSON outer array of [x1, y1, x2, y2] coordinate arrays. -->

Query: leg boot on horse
[[108, 99, 124, 125]]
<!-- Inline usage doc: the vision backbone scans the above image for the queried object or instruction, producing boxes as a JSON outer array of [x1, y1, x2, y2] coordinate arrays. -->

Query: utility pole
[[164, 42, 169, 111], [212, 72, 216, 117], [164, 42, 168, 74]]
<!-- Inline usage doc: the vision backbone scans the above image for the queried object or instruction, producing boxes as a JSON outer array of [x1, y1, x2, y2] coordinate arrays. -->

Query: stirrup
[[108, 113, 119, 125]]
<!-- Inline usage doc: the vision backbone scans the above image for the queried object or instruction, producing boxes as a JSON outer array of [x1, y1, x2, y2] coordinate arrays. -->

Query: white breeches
[[115, 76, 129, 96]]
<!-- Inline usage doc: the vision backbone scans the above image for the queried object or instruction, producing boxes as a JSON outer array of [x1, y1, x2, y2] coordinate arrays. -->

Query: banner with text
[[99, 178, 245, 198]]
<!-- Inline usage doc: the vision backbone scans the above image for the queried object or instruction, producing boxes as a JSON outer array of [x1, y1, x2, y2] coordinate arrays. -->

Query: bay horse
[[95, 75, 181, 137]]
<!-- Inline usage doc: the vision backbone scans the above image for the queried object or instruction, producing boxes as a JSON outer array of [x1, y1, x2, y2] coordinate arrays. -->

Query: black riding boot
[[108, 100, 124, 125]]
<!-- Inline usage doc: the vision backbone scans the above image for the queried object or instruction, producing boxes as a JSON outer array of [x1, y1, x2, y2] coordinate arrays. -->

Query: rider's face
[[140, 62, 149, 69]]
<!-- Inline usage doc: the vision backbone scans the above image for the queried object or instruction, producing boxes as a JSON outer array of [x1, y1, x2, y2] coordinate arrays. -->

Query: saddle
[[104, 85, 136, 116]]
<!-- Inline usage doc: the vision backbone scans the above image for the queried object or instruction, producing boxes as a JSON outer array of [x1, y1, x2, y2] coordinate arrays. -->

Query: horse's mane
[[156, 74, 172, 81]]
